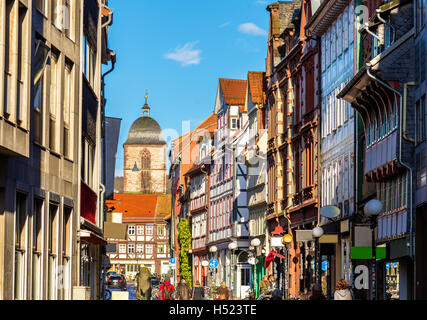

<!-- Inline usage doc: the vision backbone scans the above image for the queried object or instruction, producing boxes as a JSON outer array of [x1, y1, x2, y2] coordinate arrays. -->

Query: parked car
[[107, 275, 127, 291]]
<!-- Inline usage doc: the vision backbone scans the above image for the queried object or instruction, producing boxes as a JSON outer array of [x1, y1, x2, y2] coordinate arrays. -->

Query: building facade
[[414, 0, 427, 300], [207, 78, 247, 294], [106, 101, 171, 278], [245, 71, 268, 298], [339, 0, 416, 300], [306, 0, 357, 297], [0, 0, 114, 300], [105, 194, 171, 278]]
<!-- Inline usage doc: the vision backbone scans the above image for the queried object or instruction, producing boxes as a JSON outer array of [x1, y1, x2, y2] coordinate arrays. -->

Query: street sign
[[209, 259, 218, 269], [169, 258, 176, 264], [322, 260, 329, 271], [321, 205, 341, 219]]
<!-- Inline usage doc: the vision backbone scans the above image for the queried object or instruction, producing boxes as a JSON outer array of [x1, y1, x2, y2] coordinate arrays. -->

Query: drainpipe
[[376, 11, 396, 44], [359, 23, 382, 43], [99, 183, 106, 299], [101, 4, 113, 29], [366, 66, 415, 297]]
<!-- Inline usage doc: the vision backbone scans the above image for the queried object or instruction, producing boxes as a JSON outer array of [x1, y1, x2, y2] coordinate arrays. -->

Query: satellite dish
[[320, 206, 341, 219]]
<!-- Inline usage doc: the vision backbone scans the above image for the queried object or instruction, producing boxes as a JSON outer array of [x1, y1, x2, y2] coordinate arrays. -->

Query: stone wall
[[124, 144, 167, 194]]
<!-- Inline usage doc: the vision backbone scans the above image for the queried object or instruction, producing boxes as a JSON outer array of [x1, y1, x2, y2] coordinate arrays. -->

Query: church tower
[[123, 95, 167, 194]]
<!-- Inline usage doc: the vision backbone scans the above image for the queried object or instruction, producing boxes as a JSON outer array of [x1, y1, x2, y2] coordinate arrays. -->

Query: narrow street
[[0, 0, 426, 302]]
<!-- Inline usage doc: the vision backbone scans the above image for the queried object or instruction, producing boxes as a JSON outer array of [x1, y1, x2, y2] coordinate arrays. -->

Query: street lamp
[[209, 246, 218, 287], [228, 242, 238, 298], [364, 199, 383, 300], [281, 234, 293, 299], [202, 260, 209, 286], [132, 162, 139, 172], [250, 238, 261, 297], [312, 226, 324, 285]]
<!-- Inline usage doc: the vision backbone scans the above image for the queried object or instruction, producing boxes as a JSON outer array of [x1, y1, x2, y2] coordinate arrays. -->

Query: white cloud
[[164, 41, 202, 66], [238, 23, 267, 36], [219, 21, 231, 28]]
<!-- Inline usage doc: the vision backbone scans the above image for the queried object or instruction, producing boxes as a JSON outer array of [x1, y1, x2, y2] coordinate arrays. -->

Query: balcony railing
[[292, 193, 302, 206], [302, 186, 314, 202]]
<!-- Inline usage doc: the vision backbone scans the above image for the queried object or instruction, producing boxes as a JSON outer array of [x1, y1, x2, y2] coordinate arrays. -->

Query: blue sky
[[105, 0, 271, 176]]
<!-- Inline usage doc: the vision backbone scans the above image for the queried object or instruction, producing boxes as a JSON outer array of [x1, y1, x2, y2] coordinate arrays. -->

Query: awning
[[79, 229, 107, 245]]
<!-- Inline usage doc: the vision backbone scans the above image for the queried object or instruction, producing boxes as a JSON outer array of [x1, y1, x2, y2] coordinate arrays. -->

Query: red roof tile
[[219, 78, 247, 106], [247, 71, 265, 104], [105, 194, 171, 221]]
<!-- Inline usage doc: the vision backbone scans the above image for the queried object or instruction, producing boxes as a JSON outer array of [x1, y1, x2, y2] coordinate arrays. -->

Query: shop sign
[[271, 236, 284, 248]]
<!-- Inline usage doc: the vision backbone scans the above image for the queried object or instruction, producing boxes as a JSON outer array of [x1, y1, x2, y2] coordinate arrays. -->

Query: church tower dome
[[124, 94, 166, 146]]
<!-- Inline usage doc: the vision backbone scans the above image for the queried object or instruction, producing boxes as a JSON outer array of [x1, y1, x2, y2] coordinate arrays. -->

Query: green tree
[[177, 218, 192, 287]]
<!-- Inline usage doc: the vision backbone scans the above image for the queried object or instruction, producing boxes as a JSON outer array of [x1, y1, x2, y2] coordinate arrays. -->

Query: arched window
[[141, 171, 151, 192], [141, 149, 151, 170]]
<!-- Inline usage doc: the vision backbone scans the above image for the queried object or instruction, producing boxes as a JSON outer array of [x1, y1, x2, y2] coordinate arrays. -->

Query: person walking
[[192, 281, 205, 300], [259, 275, 269, 296], [334, 279, 353, 300], [176, 278, 192, 300], [270, 288, 283, 300], [309, 283, 326, 300], [217, 281, 231, 300], [158, 277, 175, 300]]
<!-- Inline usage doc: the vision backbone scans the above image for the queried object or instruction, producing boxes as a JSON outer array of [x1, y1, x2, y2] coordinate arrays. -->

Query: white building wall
[[320, 1, 356, 216]]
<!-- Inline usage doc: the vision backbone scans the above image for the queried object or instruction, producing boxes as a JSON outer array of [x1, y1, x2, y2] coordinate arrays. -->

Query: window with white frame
[[146, 244, 153, 254], [136, 244, 144, 253], [157, 244, 166, 254], [146, 225, 153, 236], [128, 225, 135, 236], [157, 225, 164, 237], [128, 244, 135, 254], [137, 225, 144, 236], [119, 244, 126, 254]]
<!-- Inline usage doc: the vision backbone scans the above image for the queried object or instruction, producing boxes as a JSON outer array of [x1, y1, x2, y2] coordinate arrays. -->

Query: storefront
[[385, 262, 400, 299]]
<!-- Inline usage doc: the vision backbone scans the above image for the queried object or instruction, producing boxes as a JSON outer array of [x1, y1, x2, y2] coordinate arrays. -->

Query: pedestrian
[[334, 279, 353, 300], [176, 278, 192, 300], [309, 283, 326, 300], [268, 275, 277, 290], [270, 288, 283, 300], [259, 275, 269, 296], [216, 281, 231, 300], [158, 277, 175, 300], [192, 281, 205, 300]]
